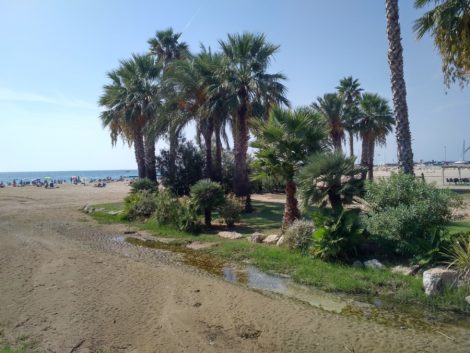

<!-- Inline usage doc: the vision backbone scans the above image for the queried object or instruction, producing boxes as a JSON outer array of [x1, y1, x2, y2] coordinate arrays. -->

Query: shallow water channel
[[115, 235, 470, 333]]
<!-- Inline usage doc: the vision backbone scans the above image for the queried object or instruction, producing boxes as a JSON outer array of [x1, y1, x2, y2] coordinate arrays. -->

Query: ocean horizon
[[0, 169, 138, 183]]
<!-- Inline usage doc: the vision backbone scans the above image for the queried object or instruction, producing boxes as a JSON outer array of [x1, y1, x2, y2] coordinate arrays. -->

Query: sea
[[0, 170, 138, 184]]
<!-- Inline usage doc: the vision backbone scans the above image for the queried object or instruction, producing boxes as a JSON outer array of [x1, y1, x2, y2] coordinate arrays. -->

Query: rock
[[352, 260, 363, 268], [364, 259, 384, 270], [186, 241, 217, 250], [218, 231, 244, 240], [276, 235, 286, 246], [107, 210, 122, 215], [263, 234, 281, 244], [82, 205, 95, 214], [466, 295, 470, 305], [391, 265, 416, 276], [249, 232, 265, 243], [422, 268, 458, 296]]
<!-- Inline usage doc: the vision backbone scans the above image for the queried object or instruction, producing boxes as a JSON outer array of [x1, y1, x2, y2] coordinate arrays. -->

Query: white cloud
[[0, 87, 97, 109]]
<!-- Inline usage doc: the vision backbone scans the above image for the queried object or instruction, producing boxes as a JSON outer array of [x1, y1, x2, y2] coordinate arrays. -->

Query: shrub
[[123, 190, 157, 220], [156, 138, 205, 196], [130, 178, 157, 194], [154, 189, 181, 226], [177, 197, 201, 233], [311, 208, 364, 260], [218, 194, 243, 227], [363, 173, 461, 259], [446, 233, 470, 287], [284, 219, 315, 253], [190, 179, 225, 227]]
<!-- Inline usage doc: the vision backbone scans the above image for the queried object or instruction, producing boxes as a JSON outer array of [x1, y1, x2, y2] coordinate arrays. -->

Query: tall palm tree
[[385, 0, 414, 174], [312, 93, 344, 151], [358, 93, 394, 180], [216, 33, 289, 211], [336, 76, 363, 157], [148, 28, 190, 185], [99, 54, 162, 180], [251, 107, 327, 228], [414, 0, 470, 87]]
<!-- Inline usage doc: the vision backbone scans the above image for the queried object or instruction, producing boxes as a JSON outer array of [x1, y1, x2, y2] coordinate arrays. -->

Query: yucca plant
[[446, 234, 470, 286]]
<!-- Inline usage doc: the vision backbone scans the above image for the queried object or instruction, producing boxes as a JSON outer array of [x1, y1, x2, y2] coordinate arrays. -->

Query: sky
[[0, 0, 469, 172]]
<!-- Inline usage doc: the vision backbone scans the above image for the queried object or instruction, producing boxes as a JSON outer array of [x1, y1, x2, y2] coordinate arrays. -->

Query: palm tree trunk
[[233, 94, 252, 212], [168, 126, 178, 187], [349, 131, 354, 157], [385, 0, 414, 175], [282, 180, 300, 229], [360, 134, 369, 180], [203, 119, 214, 180], [332, 133, 342, 152], [144, 132, 157, 182], [134, 128, 146, 179], [214, 120, 223, 183], [368, 139, 375, 180], [204, 207, 212, 228]]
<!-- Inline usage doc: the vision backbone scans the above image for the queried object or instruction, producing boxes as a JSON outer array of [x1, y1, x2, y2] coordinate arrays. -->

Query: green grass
[[447, 220, 470, 234], [0, 336, 36, 353], [89, 200, 469, 313]]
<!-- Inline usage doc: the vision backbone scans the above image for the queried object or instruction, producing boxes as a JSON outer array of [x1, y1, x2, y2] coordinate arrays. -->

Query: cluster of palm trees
[[312, 77, 394, 181], [99, 29, 288, 211]]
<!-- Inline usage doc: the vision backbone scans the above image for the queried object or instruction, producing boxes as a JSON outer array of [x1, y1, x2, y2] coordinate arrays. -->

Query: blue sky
[[0, 0, 468, 172]]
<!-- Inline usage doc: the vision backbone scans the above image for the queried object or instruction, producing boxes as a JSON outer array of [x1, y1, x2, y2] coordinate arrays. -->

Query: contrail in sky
[[183, 5, 202, 31]]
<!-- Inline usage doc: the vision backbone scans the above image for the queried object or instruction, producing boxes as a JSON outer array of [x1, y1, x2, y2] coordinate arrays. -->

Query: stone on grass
[[422, 268, 458, 296], [218, 231, 244, 240], [263, 234, 281, 245], [465, 296, 470, 305], [83, 205, 95, 214], [276, 235, 286, 246], [391, 265, 416, 276], [249, 232, 265, 243], [107, 210, 122, 216], [364, 259, 384, 270], [352, 260, 363, 268]]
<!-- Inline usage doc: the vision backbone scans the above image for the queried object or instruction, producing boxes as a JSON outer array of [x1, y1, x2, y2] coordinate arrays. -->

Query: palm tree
[[312, 93, 344, 151], [99, 54, 162, 180], [216, 33, 289, 211], [358, 93, 395, 180], [414, 0, 470, 87], [336, 76, 363, 157], [148, 28, 190, 185], [385, 0, 414, 174], [251, 107, 327, 228]]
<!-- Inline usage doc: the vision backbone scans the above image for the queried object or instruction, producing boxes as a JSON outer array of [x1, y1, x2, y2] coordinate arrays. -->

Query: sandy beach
[[1, 182, 469, 352]]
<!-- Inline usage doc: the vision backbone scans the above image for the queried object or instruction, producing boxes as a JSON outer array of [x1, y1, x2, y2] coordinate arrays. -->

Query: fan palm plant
[[358, 93, 394, 180], [99, 54, 162, 180], [414, 0, 470, 87], [312, 93, 345, 152], [215, 32, 289, 211], [251, 107, 327, 228], [336, 76, 363, 157], [385, 0, 414, 174]]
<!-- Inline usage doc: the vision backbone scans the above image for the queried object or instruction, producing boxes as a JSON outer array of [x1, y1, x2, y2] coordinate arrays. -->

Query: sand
[[0, 183, 469, 352]]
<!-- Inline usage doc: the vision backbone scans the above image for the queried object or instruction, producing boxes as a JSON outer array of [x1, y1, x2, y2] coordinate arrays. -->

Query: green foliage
[[177, 197, 201, 233], [156, 138, 205, 196], [414, 0, 470, 87], [284, 219, 315, 253], [311, 208, 365, 260], [154, 189, 181, 225], [297, 151, 364, 210], [218, 194, 243, 227], [445, 233, 470, 286], [130, 178, 157, 194], [123, 190, 157, 220], [190, 179, 225, 212], [363, 173, 462, 259]]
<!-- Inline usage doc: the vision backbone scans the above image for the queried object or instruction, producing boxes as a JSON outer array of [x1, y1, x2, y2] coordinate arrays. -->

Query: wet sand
[[0, 183, 469, 352]]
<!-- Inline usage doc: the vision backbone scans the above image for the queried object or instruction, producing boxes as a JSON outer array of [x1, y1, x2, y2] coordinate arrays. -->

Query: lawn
[[90, 200, 469, 314]]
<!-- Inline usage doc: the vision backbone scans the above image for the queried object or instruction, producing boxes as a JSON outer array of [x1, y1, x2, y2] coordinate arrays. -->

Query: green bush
[[311, 208, 364, 260], [130, 178, 157, 194], [284, 219, 315, 253], [123, 190, 157, 220], [177, 197, 201, 233], [190, 179, 225, 227], [363, 173, 461, 259], [154, 189, 181, 226], [446, 233, 470, 287], [218, 194, 243, 227]]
